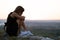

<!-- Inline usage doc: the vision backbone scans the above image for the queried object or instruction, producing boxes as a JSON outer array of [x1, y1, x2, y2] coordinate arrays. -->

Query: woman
[[4, 6, 27, 36]]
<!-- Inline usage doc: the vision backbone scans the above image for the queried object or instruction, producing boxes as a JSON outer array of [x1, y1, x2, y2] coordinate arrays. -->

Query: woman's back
[[5, 12, 18, 36]]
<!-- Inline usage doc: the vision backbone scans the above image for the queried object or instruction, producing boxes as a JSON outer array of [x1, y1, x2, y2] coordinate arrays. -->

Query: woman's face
[[18, 12, 23, 16], [17, 10, 24, 16]]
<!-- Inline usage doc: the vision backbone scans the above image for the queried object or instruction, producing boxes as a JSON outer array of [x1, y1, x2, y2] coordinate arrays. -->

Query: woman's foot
[[17, 31, 34, 38]]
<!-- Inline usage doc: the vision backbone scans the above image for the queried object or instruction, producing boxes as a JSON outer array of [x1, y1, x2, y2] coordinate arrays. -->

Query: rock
[[28, 36, 54, 40], [41, 37, 54, 40], [29, 36, 42, 40]]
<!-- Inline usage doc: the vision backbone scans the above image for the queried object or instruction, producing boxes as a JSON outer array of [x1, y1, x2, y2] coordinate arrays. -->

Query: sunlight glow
[[0, 0, 60, 20]]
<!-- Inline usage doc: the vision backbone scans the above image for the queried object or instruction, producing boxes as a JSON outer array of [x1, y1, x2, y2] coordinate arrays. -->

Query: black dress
[[5, 12, 18, 36]]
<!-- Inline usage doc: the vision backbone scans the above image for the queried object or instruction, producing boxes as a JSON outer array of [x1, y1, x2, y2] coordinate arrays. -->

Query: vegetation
[[0, 26, 60, 40]]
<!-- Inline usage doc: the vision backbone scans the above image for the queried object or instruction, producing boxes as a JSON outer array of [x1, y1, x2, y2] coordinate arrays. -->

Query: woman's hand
[[19, 16, 25, 21]]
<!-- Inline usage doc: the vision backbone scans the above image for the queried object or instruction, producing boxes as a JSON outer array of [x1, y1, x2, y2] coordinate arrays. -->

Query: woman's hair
[[14, 6, 24, 14]]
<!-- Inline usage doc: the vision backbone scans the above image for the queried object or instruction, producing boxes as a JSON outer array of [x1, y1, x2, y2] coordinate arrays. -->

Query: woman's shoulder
[[9, 12, 15, 18], [9, 12, 13, 15], [7, 12, 13, 17]]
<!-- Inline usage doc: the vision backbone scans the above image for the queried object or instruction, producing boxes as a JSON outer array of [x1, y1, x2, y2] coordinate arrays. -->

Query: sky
[[0, 0, 60, 20]]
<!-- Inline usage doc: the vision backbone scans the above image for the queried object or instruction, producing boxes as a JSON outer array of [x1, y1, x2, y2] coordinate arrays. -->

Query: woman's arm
[[10, 12, 25, 19]]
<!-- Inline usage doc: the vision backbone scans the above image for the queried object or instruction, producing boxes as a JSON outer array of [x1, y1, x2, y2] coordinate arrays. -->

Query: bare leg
[[17, 19, 27, 34], [16, 19, 21, 34], [21, 21, 27, 31]]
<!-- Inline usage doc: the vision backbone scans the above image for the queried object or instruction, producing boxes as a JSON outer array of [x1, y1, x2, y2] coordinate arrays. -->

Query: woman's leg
[[17, 19, 27, 31], [16, 19, 22, 34], [21, 21, 27, 31]]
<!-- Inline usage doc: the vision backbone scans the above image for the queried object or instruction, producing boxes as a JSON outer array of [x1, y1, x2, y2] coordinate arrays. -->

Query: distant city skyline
[[0, 0, 60, 20]]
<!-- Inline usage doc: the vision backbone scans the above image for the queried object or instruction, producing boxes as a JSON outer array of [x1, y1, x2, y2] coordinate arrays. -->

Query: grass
[[0, 26, 60, 40], [0, 29, 30, 40], [30, 29, 60, 39]]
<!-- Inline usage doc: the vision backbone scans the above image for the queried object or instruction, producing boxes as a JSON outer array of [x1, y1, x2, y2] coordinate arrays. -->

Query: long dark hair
[[14, 6, 24, 14]]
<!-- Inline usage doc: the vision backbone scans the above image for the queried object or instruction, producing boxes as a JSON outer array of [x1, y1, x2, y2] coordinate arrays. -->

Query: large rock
[[29, 36, 42, 40], [29, 36, 54, 40]]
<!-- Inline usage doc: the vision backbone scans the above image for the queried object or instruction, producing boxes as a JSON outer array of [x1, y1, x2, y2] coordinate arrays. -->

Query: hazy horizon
[[0, 19, 60, 30]]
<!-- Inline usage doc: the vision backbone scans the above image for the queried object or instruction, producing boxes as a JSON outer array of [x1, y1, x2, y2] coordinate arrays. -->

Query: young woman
[[4, 6, 27, 36]]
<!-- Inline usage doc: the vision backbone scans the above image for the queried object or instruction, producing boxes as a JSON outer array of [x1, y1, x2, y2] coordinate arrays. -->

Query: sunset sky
[[0, 0, 60, 20]]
